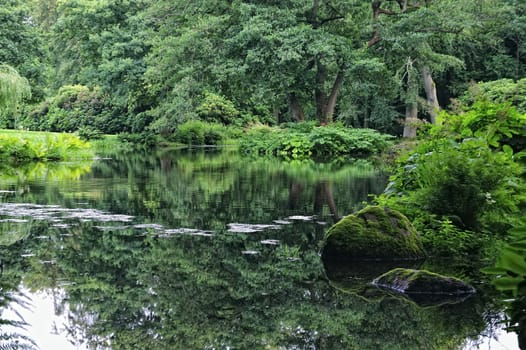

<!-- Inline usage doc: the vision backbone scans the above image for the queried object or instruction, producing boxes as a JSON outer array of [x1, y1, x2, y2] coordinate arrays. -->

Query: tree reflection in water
[[0, 149, 515, 349]]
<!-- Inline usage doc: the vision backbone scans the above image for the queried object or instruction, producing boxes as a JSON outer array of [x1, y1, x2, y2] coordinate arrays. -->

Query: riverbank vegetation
[[0, 129, 93, 161]]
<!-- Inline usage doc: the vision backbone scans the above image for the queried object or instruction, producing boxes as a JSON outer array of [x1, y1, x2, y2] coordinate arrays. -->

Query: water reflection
[[0, 149, 519, 349]]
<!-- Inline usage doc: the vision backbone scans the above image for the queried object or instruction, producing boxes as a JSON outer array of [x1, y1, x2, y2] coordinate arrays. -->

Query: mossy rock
[[373, 268, 476, 295], [321, 206, 425, 261]]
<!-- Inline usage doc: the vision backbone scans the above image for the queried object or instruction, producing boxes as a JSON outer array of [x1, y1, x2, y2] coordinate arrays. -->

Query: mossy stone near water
[[321, 206, 425, 261], [372, 268, 476, 295]]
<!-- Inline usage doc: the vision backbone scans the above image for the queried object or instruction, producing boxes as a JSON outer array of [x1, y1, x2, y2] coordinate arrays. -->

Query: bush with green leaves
[[0, 132, 92, 161], [460, 78, 526, 113], [22, 85, 125, 134], [483, 221, 526, 340], [77, 126, 104, 141], [240, 123, 393, 161], [117, 131, 159, 149], [196, 92, 240, 125], [173, 120, 241, 146], [379, 138, 523, 233], [436, 101, 526, 152]]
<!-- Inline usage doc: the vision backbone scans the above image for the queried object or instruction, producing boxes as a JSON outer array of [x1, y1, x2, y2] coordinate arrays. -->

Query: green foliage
[[174, 120, 241, 146], [0, 0, 48, 102], [381, 138, 523, 232], [0, 64, 31, 119], [117, 131, 159, 149], [77, 126, 103, 141], [483, 221, 526, 338], [196, 91, 240, 125], [240, 123, 393, 161], [438, 100, 526, 152], [23, 85, 123, 134], [418, 217, 490, 258], [460, 78, 526, 113], [0, 130, 93, 161]]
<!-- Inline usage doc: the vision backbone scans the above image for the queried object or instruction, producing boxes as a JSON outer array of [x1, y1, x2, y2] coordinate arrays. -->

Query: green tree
[[0, 0, 48, 102], [0, 64, 31, 127]]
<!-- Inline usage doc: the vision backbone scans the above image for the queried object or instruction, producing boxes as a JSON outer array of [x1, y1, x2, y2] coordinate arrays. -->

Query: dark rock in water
[[372, 268, 476, 296], [321, 206, 426, 261], [323, 259, 422, 282]]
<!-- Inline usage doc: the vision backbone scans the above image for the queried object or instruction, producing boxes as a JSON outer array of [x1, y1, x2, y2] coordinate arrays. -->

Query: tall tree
[[0, 0, 48, 101], [0, 64, 31, 127], [0, 64, 31, 111], [367, 0, 477, 137], [143, 0, 367, 128]]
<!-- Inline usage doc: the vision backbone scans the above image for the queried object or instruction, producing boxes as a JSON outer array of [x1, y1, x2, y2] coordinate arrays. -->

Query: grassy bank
[[0, 129, 93, 161]]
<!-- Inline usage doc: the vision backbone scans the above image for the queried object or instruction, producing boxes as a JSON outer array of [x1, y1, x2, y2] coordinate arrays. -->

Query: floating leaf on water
[[273, 220, 292, 225], [228, 223, 281, 233], [0, 203, 135, 223], [95, 225, 130, 231], [40, 260, 55, 264], [260, 239, 280, 245], [52, 224, 71, 229], [286, 215, 315, 221], [241, 250, 260, 255], [162, 228, 213, 237], [134, 224, 165, 230]]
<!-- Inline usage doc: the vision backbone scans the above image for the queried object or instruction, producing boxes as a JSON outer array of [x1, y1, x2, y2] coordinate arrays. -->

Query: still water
[[0, 149, 519, 349]]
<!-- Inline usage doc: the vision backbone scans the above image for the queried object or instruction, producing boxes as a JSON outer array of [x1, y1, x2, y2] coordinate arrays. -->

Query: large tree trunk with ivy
[[422, 65, 440, 124]]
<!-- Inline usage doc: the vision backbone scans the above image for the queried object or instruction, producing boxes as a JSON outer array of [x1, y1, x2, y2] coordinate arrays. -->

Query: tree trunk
[[323, 68, 345, 124], [315, 59, 328, 123], [403, 102, 418, 138], [287, 93, 305, 121], [422, 65, 439, 124]]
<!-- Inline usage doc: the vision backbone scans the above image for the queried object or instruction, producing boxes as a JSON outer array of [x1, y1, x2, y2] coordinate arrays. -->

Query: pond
[[0, 149, 520, 349]]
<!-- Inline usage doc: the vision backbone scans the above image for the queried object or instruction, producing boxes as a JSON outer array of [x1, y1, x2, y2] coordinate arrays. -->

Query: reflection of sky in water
[[2, 289, 87, 350]]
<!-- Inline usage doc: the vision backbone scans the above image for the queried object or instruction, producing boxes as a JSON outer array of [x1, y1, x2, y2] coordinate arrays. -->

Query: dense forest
[[0, 0, 524, 138]]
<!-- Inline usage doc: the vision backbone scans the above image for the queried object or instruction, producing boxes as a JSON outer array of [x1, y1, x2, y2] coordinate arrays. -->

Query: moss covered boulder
[[321, 206, 425, 261], [372, 268, 476, 295]]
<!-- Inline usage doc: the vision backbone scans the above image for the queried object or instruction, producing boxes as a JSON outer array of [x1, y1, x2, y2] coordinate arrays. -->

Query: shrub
[[77, 126, 104, 141], [174, 120, 233, 146], [436, 101, 526, 152], [22, 85, 124, 134], [460, 78, 526, 113], [0, 132, 92, 161], [196, 92, 239, 125], [239, 123, 393, 161], [483, 221, 526, 337], [380, 138, 523, 232], [117, 132, 159, 149]]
